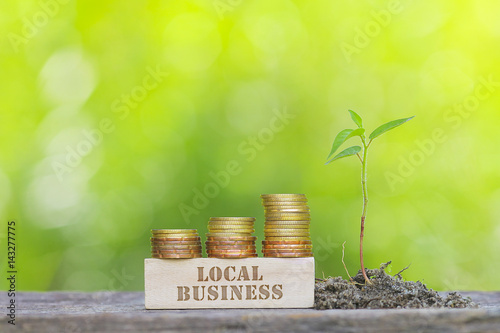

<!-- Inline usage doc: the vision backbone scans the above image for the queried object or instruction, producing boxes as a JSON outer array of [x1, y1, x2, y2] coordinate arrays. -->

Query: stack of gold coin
[[150, 229, 202, 259], [261, 194, 313, 257], [205, 217, 257, 258]]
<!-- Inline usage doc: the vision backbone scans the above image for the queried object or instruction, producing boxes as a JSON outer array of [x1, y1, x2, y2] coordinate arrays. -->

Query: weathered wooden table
[[2, 292, 499, 332]]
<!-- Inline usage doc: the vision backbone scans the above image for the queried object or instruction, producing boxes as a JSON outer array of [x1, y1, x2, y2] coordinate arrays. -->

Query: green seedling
[[326, 110, 414, 285]]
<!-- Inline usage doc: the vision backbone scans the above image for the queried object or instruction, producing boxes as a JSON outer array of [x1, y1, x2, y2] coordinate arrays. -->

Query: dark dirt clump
[[314, 262, 478, 309]]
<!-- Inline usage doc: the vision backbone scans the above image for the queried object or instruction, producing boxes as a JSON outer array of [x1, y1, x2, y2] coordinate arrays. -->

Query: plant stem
[[360, 139, 372, 285]]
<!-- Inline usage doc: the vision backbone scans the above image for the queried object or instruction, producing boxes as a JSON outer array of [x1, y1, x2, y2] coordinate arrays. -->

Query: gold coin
[[208, 227, 254, 231], [207, 234, 257, 241], [263, 244, 312, 250], [262, 241, 312, 246], [151, 229, 198, 234], [265, 219, 310, 222], [151, 244, 201, 248], [206, 233, 254, 238], [208, 223, 254, 227], [264, 204, 309, 208], [264, 221, 311, 229], [264, 229, 310, 234], [264, 229, 311, 237], [265, 217, 311, 222], [150, 236, 201, 242], [151, 233, 200, 238], [265, 211, 310, 216], [262, 192, 305, 195], [261, 194, 306, 198], [262, 251, 311, 255], [264, 225, 309, 229], [206, 249, 256, 254], [208, 230, 254, 234], [208, 229, 255, 234], [208, 253, 258, 258], [151, 247, 202, 251], [262, 240, 312, 245], [265, 236, 311, 241], [151, 240, 201, 245], [152, 253, 202, 259], [151, 235, 199, 240], [262, 200, 308, 205], [265, 235, 310, 239], [265, 212, 310, 216], [264, 226, 310, 230], [151, 248, 202, 254], [265, 231, 310, 236], [209, 217, 255, 221], [262, 200, 308, 204], [206, 249, 256, 253], [152, 251, 202, 255], [208, 223, 254, 228], [262, 247, 311, 252], [206, 245, 255, 250], [151, 243, 201, 249], [262, 196, 308, 201], [205, 240, 255, 246], [206, 245, 256, 250], [264, 207, 310, 212], [264, 209, 309, 214], [263, 252, 313, 258], [206, 247, 256, 253], [208, 224, 254, 230], [208, 221, 254, 226]]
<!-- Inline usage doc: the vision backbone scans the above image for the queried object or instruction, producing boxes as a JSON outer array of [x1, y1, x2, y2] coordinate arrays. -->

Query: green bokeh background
[[1, 0, 499, 292]]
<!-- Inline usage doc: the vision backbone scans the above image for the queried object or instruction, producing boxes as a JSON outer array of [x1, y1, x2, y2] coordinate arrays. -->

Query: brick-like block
[[145, 257, 315, 309]]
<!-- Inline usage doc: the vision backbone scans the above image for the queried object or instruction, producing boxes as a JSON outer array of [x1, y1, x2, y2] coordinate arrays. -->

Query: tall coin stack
[[151, 229, 202, 258], [261, 194, 313, 257], [205, 217, 257, 258]]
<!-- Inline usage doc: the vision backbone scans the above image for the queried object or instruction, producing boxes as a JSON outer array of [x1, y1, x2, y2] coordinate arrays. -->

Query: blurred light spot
[[419, 51, 474, 106], [33, 175, 81, 210], [41, 120, 104, 181], [239, 0, 307, 67], [396, 1, 450, 38], [475, 0, 500, 36], [24, 158, 93, 229], [37, 107, 89, 153], [489, 188, 500, 233], [39, 46, 97, 105], [227, 26, 262, 74], [225, 81, 280, 133], [0, 168, 11, 216], [163, 13, 221, 72]]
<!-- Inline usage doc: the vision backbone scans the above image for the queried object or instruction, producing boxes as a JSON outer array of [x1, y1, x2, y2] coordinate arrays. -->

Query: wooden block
[[144, 257, 315, 309]]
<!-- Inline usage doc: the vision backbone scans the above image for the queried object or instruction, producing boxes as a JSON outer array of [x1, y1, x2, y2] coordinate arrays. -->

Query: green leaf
[[369, 116, 415, 140], [348, 110, 363, 128], [325, 146, 361, 165], [346, 128, 365, 140], [326, 129, 353, 160]]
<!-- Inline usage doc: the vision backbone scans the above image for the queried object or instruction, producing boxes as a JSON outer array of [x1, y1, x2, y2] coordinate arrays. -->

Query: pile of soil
[[314, 262, 478, 310]]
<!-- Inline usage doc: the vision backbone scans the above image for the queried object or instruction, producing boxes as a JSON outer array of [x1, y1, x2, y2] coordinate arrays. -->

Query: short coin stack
[[205, 217, 257, 258], [150, 229, 202, 259], [261, 194, 313, 257]]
